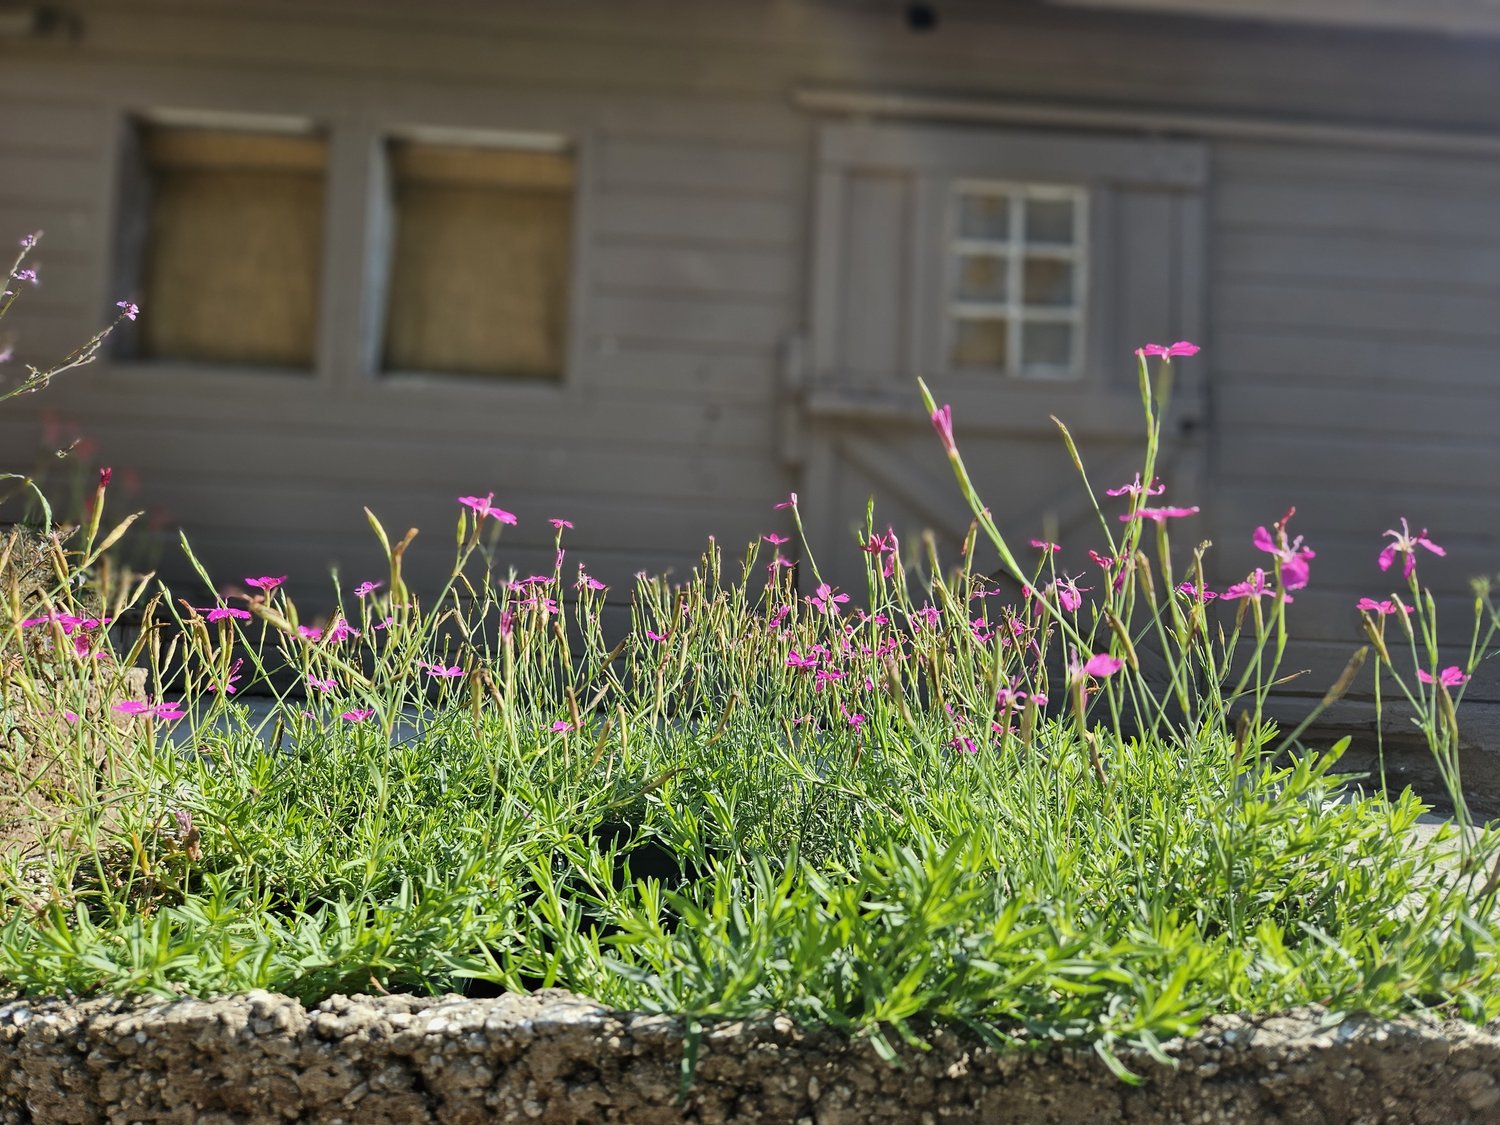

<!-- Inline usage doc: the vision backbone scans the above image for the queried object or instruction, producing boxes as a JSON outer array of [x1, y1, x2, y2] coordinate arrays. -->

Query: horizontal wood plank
[[594, 193, 796, 246], [0, 98, 104, 152], [1213, 279, 1500, 341], [1216, 229, 1500, 289], [597, 137, 801, 197], [591, 294, 787, 349], [1214, 179, 1500, 243], [592, 243, 794, 300]]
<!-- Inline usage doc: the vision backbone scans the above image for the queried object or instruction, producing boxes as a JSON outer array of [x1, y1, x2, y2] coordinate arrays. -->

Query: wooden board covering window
[[382, 142, 574, 378], [136, 127, 326, 367]]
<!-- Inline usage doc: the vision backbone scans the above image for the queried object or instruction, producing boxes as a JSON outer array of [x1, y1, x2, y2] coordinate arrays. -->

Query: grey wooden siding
[[0, 0, 1497, 715], [0, 5, 811, 593], [1207, 141, 1500, 697]]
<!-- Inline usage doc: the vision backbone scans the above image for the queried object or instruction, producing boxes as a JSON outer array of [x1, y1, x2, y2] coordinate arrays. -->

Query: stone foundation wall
[[2, 990, 1498, 1124]]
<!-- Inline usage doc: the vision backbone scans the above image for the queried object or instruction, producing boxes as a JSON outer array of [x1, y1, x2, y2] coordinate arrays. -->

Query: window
[[947, 182, 1087, 378], [808, 120, 1205, 398], [116, 120, 327, 367], [381, 135, 575, 379]]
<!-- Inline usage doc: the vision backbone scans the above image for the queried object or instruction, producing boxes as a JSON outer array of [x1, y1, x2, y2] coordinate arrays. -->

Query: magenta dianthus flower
[[1379, 519, 1444, 579]]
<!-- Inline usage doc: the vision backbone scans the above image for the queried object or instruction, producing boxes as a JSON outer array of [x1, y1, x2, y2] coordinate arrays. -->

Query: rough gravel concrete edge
[[3, 990, 1500, 1124]]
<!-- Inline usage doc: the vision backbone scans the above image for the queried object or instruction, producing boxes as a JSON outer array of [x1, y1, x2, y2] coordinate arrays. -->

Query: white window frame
[[945, 179, 1090, 379]]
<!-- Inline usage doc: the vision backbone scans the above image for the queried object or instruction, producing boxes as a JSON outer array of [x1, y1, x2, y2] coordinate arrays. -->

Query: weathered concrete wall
[[2, 989, 1498, 1124]]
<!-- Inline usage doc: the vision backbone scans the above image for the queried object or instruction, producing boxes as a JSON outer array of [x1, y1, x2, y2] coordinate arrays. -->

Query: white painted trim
[[794, 87, 1500, 158], [1048, 0, 1500, 39], [134, 107, 320, 135], [382, 124, 571, 153]]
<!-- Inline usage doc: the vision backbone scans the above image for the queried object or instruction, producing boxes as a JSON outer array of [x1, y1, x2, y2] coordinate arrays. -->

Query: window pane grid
[[946, 182, 1087, 378]]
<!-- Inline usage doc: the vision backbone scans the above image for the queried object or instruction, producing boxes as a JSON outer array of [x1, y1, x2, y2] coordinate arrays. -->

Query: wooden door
[[789, 119, 1209, 595]]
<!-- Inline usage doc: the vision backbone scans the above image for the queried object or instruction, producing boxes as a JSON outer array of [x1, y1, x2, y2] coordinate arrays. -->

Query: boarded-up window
[[126, 124, 327, 367], [382, 141, 574, 379]]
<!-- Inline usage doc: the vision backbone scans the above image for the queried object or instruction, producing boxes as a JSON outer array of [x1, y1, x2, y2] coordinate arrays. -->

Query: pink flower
[[20, 232, 41, 250], [297, 625, 323, 641], [307, 674, 337, 693], [774, 492, 799, 510], [1069, 651, 1123, 683], [27, 612, 110, 635], [458, 493, 518, 524], [200, 606, 252, 622], [419, 661, 464, 678], [1105, 475, 1165, 498], [1030, 539, 1060, 553], [326, 618, 359, 643], [207, 659, 243, 696], [1136, 341, 1199, 359], [97, 467, 112, 487], [1417, 666, 1470, 688], [353, 580, 382, 598], [763, 533, 791, 546], [930, 403, 956, 455], [1176, 581, 1217, 603], [786, 650, 819, 670], [115, 300, 139, 320], [1085, 550, 1130, 592], [1220, 568, 1290, 603], [1122, 505, 1200, 524], [844, 710, 865, 731], [807, 583, 850, 616], [814, 668, 845, 690], [550, 719, 575, 733], [576, 570, 607, 592], [644, 630, 667, 643], [1379, 519, 1445, 579], [340, 708, 374, 723], [12, 268, 37, 285], [950, 735, 978, 754], [1356, 597, 1410, 616], [1047, 576, 1090, 614], [246, 575, 286, 592], [22, 612, 80, 632], [113, 699, 182, 721], [549, 518, 574, 530], [1252, 511, 1315, 591]]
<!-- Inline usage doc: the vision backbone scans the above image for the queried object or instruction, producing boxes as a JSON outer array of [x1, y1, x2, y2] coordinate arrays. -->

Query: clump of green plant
[[1, 247, 1499, 1082]]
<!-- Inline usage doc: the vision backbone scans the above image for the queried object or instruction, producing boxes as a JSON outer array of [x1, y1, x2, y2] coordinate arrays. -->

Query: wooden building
[[2, 0, 1499, 742]]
